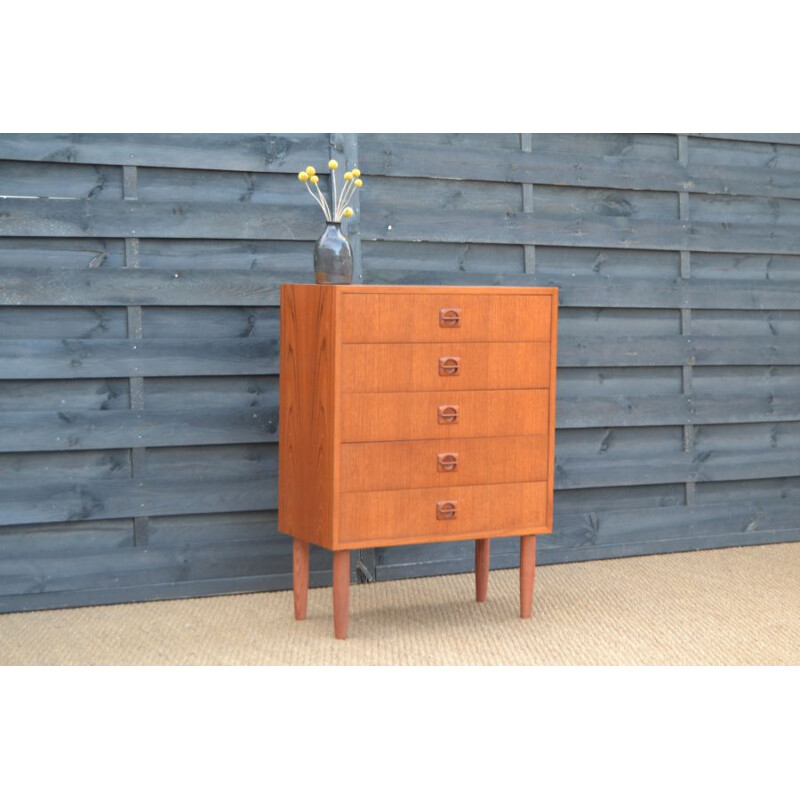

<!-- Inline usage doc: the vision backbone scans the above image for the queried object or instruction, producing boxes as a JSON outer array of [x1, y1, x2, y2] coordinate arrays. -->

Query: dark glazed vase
[[313, 221, 353, 285]]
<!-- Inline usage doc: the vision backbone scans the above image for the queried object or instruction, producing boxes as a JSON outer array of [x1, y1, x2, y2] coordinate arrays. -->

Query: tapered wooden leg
[[520, 534, 536, 619], [292, 538, 309, 621], [332, 550, 350, 640], [475, 539, 490, 602]]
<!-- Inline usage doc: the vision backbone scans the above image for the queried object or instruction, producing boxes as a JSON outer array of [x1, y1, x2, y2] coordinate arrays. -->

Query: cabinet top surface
[[282, 283, 558, 296]]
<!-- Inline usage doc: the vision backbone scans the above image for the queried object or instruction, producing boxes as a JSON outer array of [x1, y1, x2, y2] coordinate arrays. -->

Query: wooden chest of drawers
[[278, 284, 558, 638]]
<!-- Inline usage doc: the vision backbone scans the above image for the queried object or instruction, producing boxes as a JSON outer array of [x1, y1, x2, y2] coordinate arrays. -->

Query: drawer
[[341, 342, 551, 393], [340, 435, 549, 492], [341, 389, 549, 442], [341, 292, 553, 343], [339, 481, 548, 544]]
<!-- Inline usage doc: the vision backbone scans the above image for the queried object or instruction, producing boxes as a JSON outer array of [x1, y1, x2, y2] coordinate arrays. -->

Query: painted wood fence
[[1, 133, 798, 611]]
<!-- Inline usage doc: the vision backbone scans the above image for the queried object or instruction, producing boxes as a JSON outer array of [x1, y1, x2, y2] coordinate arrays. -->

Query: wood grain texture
[[340, 435, 549, 492], [0, 133, 329, 172], [520, 535, 536, 618], [361, 268, 800, 311], [361, 205, 800, 255], [475, 539, 490, 602], [341, 290, 553, 343], [359, 135, 800, 199], [338, 482, 549, 546], [341, 389, 550, 443], [332, 550, 350, 639], [292, 538, 309, 620], [0, 337, 279, 378], [341, 341, 551, 392], [0, 407, 277, 453], [0, 267, 287, 307], [277, 284, 339, 549], [546, 292, 559, 531]]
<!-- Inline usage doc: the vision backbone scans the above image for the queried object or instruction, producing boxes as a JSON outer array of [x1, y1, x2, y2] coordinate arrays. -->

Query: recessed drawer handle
[[436, 500, 457, 520], [437, 452, 459, 472], [438, 405, 459, 424], [439, 308, 461, 328], [438, 356, 461, 376]]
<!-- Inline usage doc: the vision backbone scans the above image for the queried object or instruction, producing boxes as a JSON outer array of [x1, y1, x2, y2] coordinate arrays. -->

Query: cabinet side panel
[[546, 291, 559, 532], [278, 284, 336, 549]]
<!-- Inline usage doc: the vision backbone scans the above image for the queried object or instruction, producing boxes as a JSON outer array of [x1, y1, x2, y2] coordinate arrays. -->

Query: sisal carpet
[[1, 542, 798, 666]]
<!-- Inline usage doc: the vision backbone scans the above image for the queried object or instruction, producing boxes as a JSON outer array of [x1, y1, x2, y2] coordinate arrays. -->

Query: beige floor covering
[[1, 542, 798, 666]]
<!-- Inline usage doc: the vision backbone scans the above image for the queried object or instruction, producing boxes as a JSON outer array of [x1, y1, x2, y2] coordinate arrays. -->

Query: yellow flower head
[[342, 207, 354, 218], [344, 171, 353, 181], [328, 159, 339, 170], [310, 174, 319, 185], [351, 168, 361, 178], [298, 171, 309, 182], [354, 178, 363, 188], [305, 166, 316, 177]]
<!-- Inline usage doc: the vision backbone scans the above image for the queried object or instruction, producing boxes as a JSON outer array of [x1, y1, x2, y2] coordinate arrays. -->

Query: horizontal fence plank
[[0, 538, 288, 597], [0, 161, 124, 201], [360, 137, 800, 199], [558, 393, 800, 427], [2, 266, 798, 311], [0, 133, 329, 173], [0, 338, 278, 379], [555, 448, 800, 489], [0, 477, 274, 526], [0, 236, 312, 271], [552, 496, 800, 548], [0, 307, 128, 339], [0, 519, 133, 557], [0, 378, 130, 411], [0, 307, 280, 341], [361, 206, 800, 254], [0, 449, 130, 481], [0, 267, 291, 306], [691, 133, 800, 147], [0, 573, 306, 613], [559, 335, 799, 367], [0, 198, 319, 239], [362, 268, 800, 310], [7, 197, 800, 253], [0, 407, 277, 452]]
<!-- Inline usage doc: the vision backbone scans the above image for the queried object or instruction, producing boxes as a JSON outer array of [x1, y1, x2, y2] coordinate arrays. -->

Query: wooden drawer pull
[[436, 500, 457, 520], [438, 405, 459, 424], [439, 308, 461, 328], [437, 452, 459, 472], [438, 356, 461, 376]]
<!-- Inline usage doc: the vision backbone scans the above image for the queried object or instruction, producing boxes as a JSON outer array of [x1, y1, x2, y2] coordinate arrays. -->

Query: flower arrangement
[[298, 159, 364, 223]]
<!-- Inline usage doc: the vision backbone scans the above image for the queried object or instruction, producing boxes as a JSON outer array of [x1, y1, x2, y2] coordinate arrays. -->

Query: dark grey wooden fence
[[1, 133, 798, 612]]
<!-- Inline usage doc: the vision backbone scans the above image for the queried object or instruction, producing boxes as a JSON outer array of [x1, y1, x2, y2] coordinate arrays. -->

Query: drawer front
[[341, 292, 553, 343], [341, 389, 549, 442], [340, 435, 548, 492], [339, 482, 548, 544], [341, 342, 551, 393]]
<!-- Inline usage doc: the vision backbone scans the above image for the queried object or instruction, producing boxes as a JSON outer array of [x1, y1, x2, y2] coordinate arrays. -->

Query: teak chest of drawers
[[278, 284, 558, 638]]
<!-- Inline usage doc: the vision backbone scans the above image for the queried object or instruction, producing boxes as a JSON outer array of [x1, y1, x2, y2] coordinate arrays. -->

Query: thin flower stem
[[336, 184, 352, 220], [305, 182, 330, 220], [335, 182, 350, 220], [314, 181, 333, 220], [336, 182, 358, 221], [331, 170, 338, 221]]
